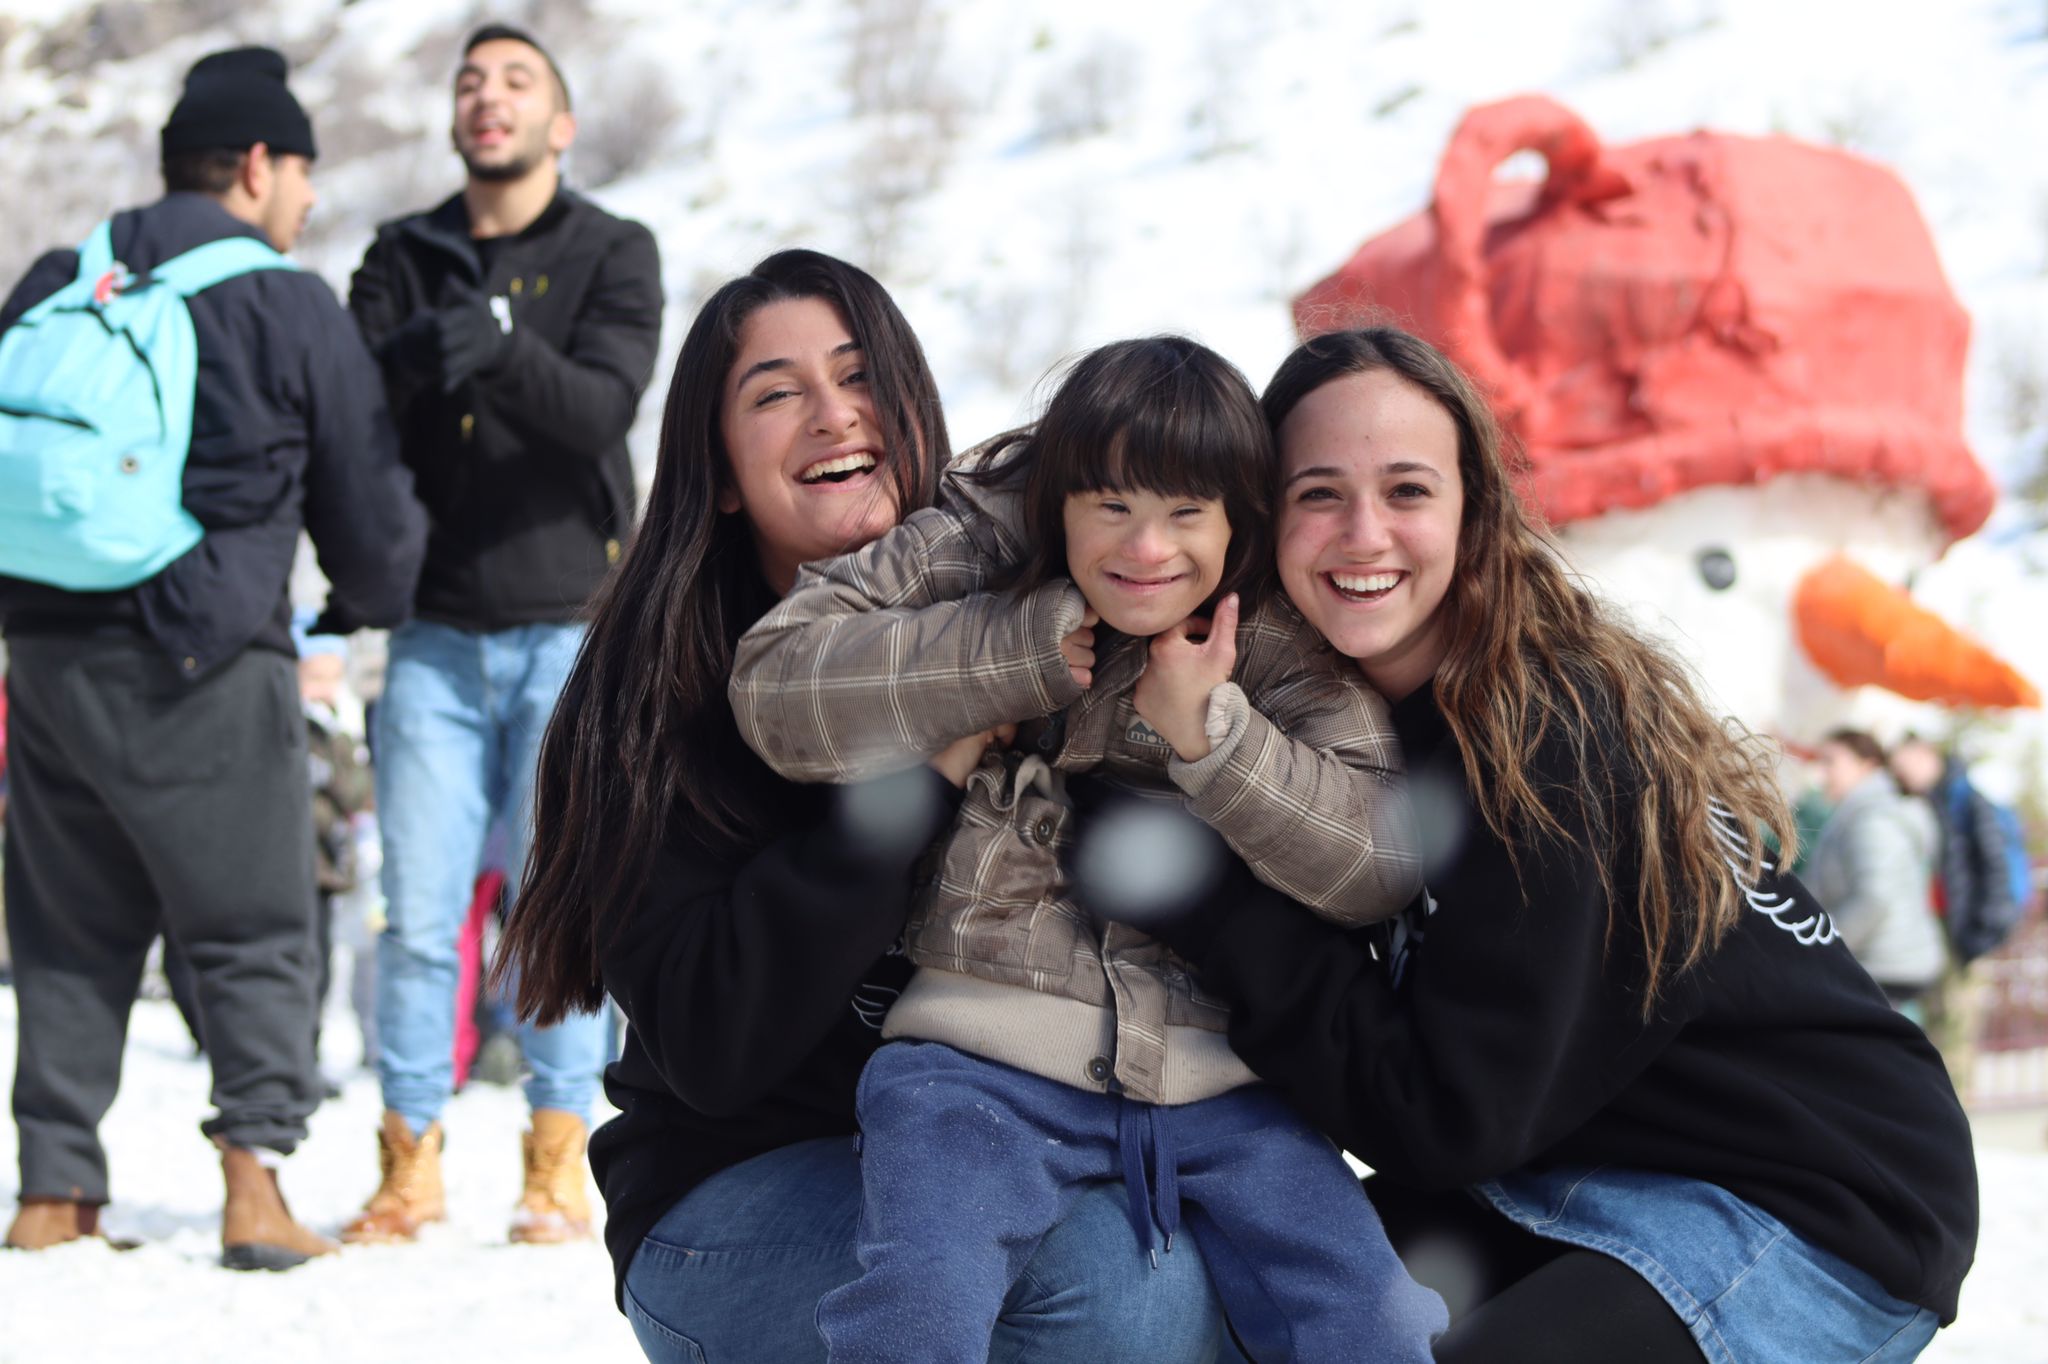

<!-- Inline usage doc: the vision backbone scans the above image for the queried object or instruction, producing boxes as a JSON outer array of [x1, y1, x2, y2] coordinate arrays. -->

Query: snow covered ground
[[0, 985, 2042, 1363], [0, 985, 637, 1363]]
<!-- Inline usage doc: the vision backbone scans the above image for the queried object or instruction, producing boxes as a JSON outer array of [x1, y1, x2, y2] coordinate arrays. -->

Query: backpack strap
[[148, 234, 300, 297], [73, 220, 117, 284], [1945, 774, 1971, 827]]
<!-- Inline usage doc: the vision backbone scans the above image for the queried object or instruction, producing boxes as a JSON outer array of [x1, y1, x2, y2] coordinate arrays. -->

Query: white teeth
[[799, 452, 878, 483], [1330, 571, 1401, 594]]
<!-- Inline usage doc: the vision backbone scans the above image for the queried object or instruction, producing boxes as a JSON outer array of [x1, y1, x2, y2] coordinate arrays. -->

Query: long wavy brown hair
[[1264, 328, 1795, 1013], [495, 250, 949, 1026]]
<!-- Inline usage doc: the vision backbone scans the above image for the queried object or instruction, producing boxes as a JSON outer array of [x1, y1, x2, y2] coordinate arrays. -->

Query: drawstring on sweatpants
[[1115, 1089, 1180, 1268]]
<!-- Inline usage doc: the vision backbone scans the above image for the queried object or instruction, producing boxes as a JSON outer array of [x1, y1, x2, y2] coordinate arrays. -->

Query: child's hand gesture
[[928, 723, 1019, 788], [1133, 593, 1239, 762], [1061, 608, 1100, 689]]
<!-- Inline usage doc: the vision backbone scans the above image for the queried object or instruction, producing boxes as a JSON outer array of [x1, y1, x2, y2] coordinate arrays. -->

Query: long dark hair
[[978, 335, 1274, 606], [1264, 328, 1793, 1012], [498, 250, 949, 1025]]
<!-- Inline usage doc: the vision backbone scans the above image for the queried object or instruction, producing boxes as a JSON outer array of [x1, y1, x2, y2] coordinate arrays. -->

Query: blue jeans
[[372, 619, 609, 1128], [624, 1135, 1228, 1364], [820, 1042, 1445, 1364], [1479, 1166, 1939, 1364]]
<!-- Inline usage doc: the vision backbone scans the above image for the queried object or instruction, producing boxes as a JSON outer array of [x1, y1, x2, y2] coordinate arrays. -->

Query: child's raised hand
[[1061, 607, 1101, 689], [1133, 593, 1239, 761]]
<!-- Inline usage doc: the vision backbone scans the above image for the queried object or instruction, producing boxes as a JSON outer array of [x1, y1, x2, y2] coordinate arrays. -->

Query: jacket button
[[1033, 816, 1056, 845], [605, 538, 620, 564], [1086, 1057, 1111, 1083], [460, 413, 475, 441], [182, 656, 197, 671]]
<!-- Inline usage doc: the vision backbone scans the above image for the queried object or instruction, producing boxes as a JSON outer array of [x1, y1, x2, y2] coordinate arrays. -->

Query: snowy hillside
[[5, 0, 2045, 475], [7, 0, 2047, 767]]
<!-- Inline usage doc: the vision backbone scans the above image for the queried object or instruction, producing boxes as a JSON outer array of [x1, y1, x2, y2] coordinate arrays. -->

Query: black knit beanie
[[160, 47, 317, 161], [464, 23, 572, 111]]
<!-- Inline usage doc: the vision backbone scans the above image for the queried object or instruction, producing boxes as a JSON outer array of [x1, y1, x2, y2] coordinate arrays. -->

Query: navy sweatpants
[[817, 1040, 1447, 1363]]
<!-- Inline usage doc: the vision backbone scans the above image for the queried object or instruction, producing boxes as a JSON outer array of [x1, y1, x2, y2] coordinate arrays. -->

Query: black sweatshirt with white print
[[1155, 678, 1978, 1325]]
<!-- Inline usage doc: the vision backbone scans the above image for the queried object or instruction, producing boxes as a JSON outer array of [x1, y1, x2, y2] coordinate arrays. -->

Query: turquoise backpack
[[0, 219, 298, 590]]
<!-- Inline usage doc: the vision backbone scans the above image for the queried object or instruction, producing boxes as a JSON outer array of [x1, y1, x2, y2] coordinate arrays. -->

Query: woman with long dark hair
[[1104, 327, 1978, 1363], [496, 251, 1224, 1363]]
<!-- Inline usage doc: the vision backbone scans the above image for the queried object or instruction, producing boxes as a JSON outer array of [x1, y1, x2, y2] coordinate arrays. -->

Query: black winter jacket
[[0, 195, 426, 675], [590, 764, 959, 1310], [349, 190, 662, 630], [1157, 679, 1979, 1324]]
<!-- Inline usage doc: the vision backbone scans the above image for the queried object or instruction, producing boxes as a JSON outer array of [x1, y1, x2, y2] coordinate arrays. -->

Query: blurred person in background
[[1891, 733, 2033, 1088], [1808, 729, 1947, 1016], [297, 627, 374, 1087], [0, 47, 423, 1268], [341, 21, 663, 1247], [1892, 734, 2032, 963]]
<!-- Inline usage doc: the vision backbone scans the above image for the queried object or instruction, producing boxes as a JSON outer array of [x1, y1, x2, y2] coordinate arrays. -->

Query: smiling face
[[1062, 487, 1230, 636], [1276, 368, 1464, 701], [717, 296, 897, 593], [452, 38, 573, 184]]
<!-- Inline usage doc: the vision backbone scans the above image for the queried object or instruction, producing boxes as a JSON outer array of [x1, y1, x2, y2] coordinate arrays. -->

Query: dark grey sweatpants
[[4, 633, 322, 1202]]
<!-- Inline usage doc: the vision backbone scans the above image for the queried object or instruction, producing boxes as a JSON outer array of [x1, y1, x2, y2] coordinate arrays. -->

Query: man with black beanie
[[0, 46, 425, 1269], [345, 23, 661, 1247]]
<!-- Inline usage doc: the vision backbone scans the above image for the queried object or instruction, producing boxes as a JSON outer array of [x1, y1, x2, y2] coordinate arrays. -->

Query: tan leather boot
[[508, 1108, 592, 1244], [341, 1110, 446, 1245], [6, 1197, 104, 1250], [218, 1143, 338, 1271]]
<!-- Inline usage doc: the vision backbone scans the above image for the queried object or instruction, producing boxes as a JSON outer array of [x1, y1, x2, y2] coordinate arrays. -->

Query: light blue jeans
[[624, 1136, 1229, 1364], [372, 619, 609, 1129], [1480, 1165, 1940, 1364]]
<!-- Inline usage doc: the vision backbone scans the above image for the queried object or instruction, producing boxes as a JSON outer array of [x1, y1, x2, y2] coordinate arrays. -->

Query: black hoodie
[[589, 765, 959, 1310], [1160, 679, 1979, 1325]]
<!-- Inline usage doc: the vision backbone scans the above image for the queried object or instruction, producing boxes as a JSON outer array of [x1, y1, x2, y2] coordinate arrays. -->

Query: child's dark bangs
[[1078, 397, 1244, 503]]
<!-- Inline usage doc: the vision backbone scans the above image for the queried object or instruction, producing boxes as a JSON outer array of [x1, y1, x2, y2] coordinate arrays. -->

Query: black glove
[[433, 297, 511, 392], [377, 311, 443, 378]]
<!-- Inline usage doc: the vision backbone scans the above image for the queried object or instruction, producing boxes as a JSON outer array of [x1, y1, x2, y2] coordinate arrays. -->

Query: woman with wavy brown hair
[[1101, 327, 1978, 1363]]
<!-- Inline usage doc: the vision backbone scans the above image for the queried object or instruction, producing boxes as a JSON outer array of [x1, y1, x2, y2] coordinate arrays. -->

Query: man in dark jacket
[[1891, 734, 2031, 1088], [0, 48, 426, 1269], [343, 23, 662, 1248], [1892, 736, 2028, 962]]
